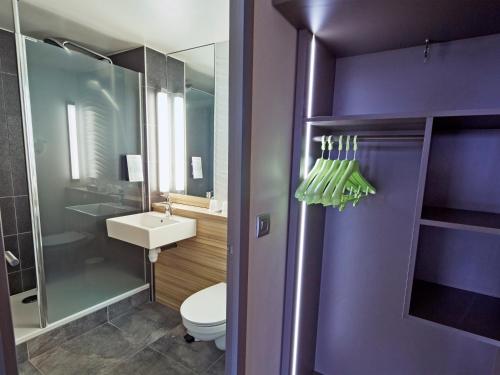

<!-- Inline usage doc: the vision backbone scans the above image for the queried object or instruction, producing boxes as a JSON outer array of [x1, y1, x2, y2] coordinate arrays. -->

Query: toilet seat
[[180, 282, 226, 327]]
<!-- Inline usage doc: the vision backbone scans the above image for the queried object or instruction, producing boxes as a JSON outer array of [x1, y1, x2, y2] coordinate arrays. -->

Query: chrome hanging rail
[[312, 134, 424, 143]]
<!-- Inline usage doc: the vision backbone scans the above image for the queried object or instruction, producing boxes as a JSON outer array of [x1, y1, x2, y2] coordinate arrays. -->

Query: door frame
[[226, 0, 254, 373]]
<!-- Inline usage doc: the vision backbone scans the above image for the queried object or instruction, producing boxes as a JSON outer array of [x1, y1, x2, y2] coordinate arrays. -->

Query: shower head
[[43, 38, 113, 64]]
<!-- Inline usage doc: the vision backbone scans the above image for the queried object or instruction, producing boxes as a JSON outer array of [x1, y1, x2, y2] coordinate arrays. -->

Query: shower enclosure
[[17, 36, 147, 328]]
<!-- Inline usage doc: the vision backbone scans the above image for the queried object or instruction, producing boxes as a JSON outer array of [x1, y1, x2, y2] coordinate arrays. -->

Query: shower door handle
[[5, 251, 19, 267]]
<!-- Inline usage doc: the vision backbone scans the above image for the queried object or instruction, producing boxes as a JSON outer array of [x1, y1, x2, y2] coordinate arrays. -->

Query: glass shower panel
[[25, 39, 145, 323]]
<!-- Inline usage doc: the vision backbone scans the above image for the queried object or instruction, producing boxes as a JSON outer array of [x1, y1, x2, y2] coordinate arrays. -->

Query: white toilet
[[180, 282, 226, 350]]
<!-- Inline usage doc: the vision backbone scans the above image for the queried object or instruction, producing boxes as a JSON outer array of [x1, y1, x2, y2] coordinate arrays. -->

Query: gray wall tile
[[7, 271, 22, 295], [0, 114, 13, 197], [2, 73, 21, 116], [0, 197, 16, 235], [19, 232, 34, 268], [21, 267, 36, 290], [0, 29, 33, 296], [7, 115, 28, 195], [146, 48, 167, 89], [14, 196, 31, 233], [0, 30, 17, 75], [0, 73, 4, 116]]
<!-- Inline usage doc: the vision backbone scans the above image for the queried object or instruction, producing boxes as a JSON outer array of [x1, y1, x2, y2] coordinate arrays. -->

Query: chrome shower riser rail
[[44, 38, 113, 64], [12, 0, 48, 328]]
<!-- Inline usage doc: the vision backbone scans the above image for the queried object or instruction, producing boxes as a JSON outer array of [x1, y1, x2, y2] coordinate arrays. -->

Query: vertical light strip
[[291, 35, 316, 375], [157, 92, 170, 192], [173, 96, 186, 192], [66, 104, 80, 180]]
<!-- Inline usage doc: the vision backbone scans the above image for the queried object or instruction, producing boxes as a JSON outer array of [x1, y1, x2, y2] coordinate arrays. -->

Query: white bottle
[[209, 198, 220, 212]]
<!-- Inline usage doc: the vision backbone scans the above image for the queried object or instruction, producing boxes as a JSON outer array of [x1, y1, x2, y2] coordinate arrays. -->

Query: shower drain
[[22, 295, 37, 304]]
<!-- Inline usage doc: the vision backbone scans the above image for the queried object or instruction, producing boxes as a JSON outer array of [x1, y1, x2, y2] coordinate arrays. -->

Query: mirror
[[166, 43, 228, 202]]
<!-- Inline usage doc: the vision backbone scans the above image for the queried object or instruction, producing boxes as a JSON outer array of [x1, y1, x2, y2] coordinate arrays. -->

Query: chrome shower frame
[[12, 0, 49, 327]]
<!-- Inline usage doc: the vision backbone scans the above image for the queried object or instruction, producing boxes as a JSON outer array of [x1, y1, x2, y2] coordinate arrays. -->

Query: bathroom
[[3, 1, 500, 375], [0, 0, 230, 373]]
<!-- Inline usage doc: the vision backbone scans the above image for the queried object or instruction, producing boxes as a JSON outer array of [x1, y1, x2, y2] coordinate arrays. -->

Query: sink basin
[[106, 212, 196, 261]]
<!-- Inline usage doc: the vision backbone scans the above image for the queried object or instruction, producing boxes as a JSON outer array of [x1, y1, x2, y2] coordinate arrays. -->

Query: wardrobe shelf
[[305, 114, 426, 132], [420, 207, 500, 236], [305, 108, 500, 129], [410, 280, 500, 344]]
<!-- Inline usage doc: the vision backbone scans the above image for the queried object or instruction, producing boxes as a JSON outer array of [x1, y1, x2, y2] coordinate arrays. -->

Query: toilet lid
[[180, 283, 226, 327]]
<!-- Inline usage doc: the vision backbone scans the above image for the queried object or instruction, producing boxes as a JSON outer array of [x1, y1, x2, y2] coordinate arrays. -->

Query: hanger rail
[[312, 134, 424, 143]]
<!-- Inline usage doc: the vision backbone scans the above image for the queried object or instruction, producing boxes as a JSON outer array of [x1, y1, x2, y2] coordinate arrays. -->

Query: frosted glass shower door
[[25, 39, 146, 323]]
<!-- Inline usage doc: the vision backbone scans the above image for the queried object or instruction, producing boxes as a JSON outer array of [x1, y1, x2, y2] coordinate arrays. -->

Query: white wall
[[214, 41, 229, 203], [245, 0, 297, 373]]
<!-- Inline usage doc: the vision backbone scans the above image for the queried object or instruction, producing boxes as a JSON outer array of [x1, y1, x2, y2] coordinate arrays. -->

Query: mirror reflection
[[165, 43, 228, 202]]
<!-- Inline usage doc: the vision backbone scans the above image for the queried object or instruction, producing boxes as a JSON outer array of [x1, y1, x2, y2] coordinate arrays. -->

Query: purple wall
[[316, 33, 500, 374], [333, 34, 500, 116]]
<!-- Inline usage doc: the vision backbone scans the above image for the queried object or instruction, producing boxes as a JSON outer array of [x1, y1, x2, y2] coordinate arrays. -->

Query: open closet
[[274, 1, 500, 374]]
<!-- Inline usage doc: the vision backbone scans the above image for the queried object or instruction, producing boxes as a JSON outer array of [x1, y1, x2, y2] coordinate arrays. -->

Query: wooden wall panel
[[169, 193, 210, 208], [153, 203, 227, 310]]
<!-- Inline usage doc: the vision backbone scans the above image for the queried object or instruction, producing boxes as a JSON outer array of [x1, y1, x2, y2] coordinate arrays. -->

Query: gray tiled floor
[[20, 303, 225, 375]]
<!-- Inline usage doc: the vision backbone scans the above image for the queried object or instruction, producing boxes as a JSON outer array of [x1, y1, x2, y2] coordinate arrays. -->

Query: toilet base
[[185, 330, 226, 351], [215, 335, 226, 350], [184, 323, 226, 351]]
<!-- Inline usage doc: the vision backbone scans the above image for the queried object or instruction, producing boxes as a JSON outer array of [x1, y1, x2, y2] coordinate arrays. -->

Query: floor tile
[[18, 361, 42, 375], [16, 342, 28, 364], [204, 355, 225, 375], [150, 325, 224, 373], [136, 301, 183, 328], [27, 308, 107, 358], [30, 323, 142, 375], [107, 288, 149, 320], [110, 302, 181, 348], [106, 347, 193, 375]]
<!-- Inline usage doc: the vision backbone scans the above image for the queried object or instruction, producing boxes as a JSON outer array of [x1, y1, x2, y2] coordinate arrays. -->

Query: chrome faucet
[[162, 193, 173, 217]]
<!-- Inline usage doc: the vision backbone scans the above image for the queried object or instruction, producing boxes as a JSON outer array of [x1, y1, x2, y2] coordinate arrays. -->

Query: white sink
[[106, 212, 196, 262]]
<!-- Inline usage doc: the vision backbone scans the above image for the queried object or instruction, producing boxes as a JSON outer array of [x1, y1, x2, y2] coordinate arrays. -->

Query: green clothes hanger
[[331, 136, 376, 206], [304, 136, 334, 201], [296, 133, 376, 210], [304, 136, 336, 204], [345, 136, 376, 195], [321, 136, 351, 206], [294, 136, 327, 201]]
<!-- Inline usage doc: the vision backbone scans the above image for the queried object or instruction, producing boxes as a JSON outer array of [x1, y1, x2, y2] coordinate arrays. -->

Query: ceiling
[[0, 0, 228, 55], [274, 0, 500, 57]]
